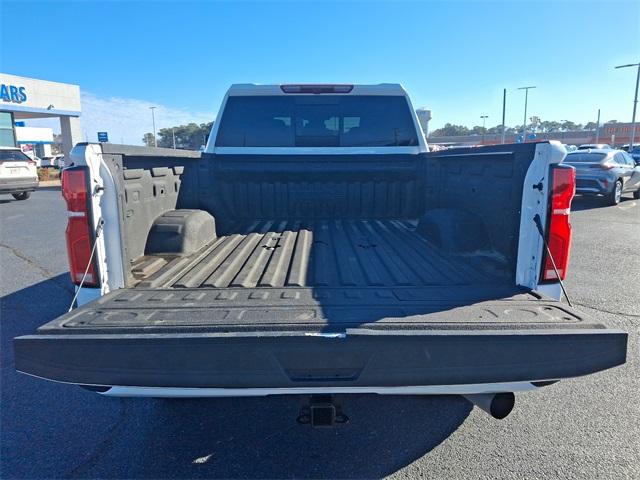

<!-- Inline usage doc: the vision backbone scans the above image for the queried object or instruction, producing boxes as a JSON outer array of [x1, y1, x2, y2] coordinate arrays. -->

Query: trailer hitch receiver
[[297, 394, 349, 427]]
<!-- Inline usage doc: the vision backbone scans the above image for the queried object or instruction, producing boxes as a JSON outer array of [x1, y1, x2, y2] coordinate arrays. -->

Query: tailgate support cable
[[68, 218, 104, 312], [533, 214, 573, 307]]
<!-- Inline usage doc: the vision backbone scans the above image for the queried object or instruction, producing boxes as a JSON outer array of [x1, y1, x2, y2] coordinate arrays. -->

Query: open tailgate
[[14, 286, 627, 389]]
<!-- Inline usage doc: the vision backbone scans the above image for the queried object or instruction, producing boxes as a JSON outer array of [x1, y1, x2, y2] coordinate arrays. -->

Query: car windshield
[[215, 95, 419, 147], [565, 152, 608, 162], [0, 150, 31, 162]]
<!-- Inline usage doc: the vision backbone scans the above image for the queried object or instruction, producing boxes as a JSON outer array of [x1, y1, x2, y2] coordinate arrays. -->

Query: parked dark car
[[564, 149, 640, 204], [627, 146, 640, 163]]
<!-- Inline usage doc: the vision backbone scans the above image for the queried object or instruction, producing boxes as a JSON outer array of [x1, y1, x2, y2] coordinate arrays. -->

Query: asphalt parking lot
[[1, 188, 638, 479]]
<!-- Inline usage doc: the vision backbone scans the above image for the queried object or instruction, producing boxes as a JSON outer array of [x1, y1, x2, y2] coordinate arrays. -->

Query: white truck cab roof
[[226, 83, 409, 96], [207, 83, 426, 154]]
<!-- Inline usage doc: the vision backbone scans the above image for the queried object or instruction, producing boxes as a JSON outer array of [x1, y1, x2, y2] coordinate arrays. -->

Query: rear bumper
[[575, 188, 609, 196], [0, 177, 39, 194], [100, 382, 542, 397], [575, 175, 614, 195], [14, 328, 627, 390]]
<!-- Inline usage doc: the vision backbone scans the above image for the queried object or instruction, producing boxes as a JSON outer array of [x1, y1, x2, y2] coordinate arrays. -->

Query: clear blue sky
[[1, 1, 639, 142]]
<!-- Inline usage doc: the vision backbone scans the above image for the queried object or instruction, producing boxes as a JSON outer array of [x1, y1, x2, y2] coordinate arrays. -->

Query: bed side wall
[[113, 144, 539, 283]]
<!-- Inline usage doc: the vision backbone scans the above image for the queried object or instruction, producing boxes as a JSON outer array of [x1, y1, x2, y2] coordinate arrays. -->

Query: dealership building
[[0, 73, 82, 158]]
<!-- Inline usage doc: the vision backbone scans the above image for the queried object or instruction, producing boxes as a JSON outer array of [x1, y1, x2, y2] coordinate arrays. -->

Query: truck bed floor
[[132, 219, 503, 289], [42, 223, 594, 334]]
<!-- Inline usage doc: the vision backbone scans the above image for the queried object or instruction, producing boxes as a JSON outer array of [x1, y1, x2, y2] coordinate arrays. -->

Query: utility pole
[[518, 86, 536, 142], [149, 106, 157, 147], [172, 127, 176, 149], [501, 88, 507, 144], [614, 62, 640, 149], [561, 119, 568, 143], [595, 109, 601, 144], [480, 115, 488, 145]]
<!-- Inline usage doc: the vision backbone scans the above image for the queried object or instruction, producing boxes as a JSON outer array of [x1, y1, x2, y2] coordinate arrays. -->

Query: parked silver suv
[[0, 147, 39, 200], [564, 149, 640, 205]]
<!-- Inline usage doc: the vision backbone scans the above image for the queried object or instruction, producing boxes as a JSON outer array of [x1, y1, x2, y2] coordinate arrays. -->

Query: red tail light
[[61, 167, 99, 287], [541, 165, 576, 282]]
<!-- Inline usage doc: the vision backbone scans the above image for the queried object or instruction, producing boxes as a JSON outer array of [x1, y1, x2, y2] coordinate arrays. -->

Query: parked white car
[[0, 147, 39, 200]]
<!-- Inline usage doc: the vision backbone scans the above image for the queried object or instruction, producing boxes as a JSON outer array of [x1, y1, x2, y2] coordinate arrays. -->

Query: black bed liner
[[36, 218, 614, 335], [15, 228, 628, 388], [34, 285, 599, 335], [131, 219, 503, 289], [30, 287, 598, 334], [16, 207, 629, 390], [16, 234, 628, 389]]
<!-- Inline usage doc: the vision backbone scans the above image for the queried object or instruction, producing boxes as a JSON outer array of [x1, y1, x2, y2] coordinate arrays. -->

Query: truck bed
[[32, 219, 598, 335], [15, 214, 627, 391], [131, 219, 503, 290]]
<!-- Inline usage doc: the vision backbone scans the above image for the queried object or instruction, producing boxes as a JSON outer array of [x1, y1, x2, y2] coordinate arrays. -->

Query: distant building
[[15, 126, 55, 158], [416, 108, 432, 137], [428, 122, 637, 147], [0, 73, 82, 158]]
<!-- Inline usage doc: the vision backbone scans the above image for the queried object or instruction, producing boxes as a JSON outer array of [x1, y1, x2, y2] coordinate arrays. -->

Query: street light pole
[[615, 62, 640, 149], [501, 88, 507, 144], [480, 115, 488, 145], [561, 119, 568, 143], [172, 127, 176, 149], [149, 106, 157, 147], [518, 86, 536, 142]]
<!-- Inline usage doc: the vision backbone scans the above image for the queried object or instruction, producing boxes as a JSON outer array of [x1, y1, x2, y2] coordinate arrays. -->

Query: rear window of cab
[[215, 95, 419, 147]]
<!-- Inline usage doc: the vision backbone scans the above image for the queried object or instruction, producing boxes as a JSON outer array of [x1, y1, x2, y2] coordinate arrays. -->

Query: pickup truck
[[14, 84, 627, 422]]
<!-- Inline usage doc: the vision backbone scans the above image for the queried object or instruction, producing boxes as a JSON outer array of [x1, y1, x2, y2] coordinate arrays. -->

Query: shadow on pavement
[[571, 194, 635, 211], [1, 273, 73, 357], [77, 394, 471, 479], [1, 275, 471, 479]]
